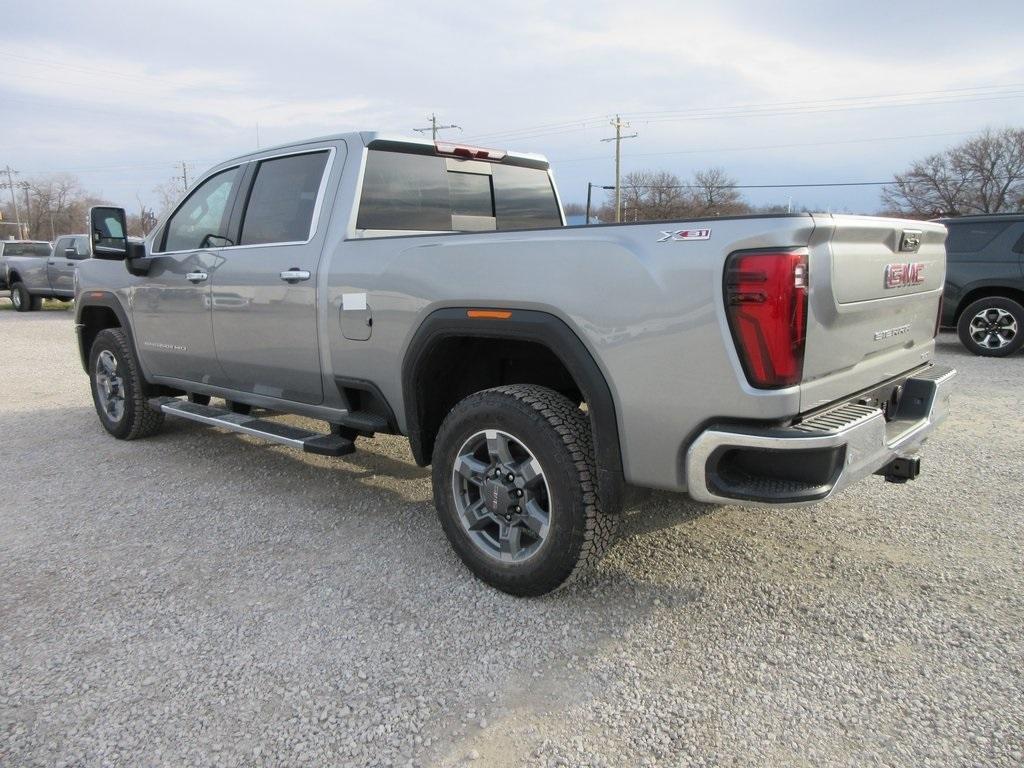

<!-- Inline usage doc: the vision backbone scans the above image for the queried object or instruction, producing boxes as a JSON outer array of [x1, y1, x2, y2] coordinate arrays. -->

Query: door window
[[239, 151, 330, 245], [70, 236, 90, 259], [161, 167, 240, 252]]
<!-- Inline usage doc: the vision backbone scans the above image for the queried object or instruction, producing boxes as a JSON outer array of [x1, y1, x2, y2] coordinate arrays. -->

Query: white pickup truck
[[75, 132, 954, 595]]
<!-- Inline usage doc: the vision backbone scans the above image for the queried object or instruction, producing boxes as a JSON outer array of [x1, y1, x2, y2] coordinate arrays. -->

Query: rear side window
[[356, 149, 562, 232], [357, 151, 451, 231], [162, 167, 240, 252], [239, 151, 330, 245], [945, 222, 1008, 254], [3, 243, 51, 257]]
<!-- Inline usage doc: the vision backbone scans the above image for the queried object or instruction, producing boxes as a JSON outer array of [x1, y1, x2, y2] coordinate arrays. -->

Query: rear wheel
[[89, 328, 164, 439], [10, 283, 39, 312], [431, 384, 617, 596], [957, 297, 1024, 357]]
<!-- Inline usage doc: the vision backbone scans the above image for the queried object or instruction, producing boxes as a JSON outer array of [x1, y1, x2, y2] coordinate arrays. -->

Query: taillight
[[724, 249, 808, 389]]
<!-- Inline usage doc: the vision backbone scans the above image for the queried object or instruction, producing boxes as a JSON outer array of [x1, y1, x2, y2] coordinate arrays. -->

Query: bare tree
[[882, 128, 1024, 217], [596, 167, 749, 222], [153, 177, 186, 218], [14, 175, 107, 239], [688, 168, 748, 216]]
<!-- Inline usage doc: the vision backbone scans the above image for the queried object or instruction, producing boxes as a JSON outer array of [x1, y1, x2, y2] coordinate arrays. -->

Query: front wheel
[[957, 297, 1024, 357], [89, 328, 165, 439], [431, 384, 618, 596]]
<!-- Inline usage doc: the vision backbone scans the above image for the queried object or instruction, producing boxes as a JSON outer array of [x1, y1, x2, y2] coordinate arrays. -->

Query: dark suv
[[938, 214, 1024, 356]]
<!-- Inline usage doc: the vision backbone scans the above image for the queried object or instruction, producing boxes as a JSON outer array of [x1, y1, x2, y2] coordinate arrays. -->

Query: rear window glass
[[357, 149, 561, 232], [493, 164, 562, 230], [2, 243, 51, 257], [240, 151, 330, 245], [945, 222, 1008, 253]]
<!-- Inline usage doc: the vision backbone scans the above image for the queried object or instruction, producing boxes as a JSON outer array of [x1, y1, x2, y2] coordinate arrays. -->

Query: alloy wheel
[[94, 350, 126, 422], [969, 307, 1018, 350], [450, 429, 552, 563]]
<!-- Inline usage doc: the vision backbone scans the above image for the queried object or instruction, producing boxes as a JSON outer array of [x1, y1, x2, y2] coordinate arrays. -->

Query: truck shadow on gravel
[[5, 403, 723, 581]]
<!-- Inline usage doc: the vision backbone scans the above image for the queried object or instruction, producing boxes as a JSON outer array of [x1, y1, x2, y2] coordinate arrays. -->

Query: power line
[[464, 84, 1024, 145], [553, 129, 985, 164]]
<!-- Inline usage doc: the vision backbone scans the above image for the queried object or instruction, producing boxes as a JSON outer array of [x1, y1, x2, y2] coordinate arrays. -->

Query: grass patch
[[0, 293, 74, 312]]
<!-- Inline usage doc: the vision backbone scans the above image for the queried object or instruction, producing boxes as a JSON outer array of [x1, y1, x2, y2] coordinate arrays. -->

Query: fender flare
[[74, 292, 145, 376], [401, 307, 624, 509]]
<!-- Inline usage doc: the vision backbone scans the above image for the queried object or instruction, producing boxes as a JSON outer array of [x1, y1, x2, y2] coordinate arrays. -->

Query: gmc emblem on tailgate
[[884, 262, 925, 289]]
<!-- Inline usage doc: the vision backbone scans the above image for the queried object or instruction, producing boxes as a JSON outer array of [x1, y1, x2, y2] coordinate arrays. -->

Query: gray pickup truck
[[75, 132, 955, 595], [2, 235, 89, 310]]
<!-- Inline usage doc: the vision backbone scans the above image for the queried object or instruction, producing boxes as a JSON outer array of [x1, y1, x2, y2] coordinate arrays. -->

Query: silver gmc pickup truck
[[76, 132, 955, 595]]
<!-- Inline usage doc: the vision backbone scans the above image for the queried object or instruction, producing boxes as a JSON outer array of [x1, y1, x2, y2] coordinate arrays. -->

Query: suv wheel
[[957, 297, 1024, 357], [89, 328, 165, 439], [10, 283, 40, 312], [432, 384, 618, 596]]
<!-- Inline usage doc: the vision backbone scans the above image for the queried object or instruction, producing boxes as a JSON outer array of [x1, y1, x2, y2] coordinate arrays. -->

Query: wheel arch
[[402, 308, 624, 510], [75, 293, 143, 376], [954, 284, 1024, 322]]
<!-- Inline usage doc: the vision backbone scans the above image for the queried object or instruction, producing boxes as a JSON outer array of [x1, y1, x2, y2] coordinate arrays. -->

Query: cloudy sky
[[3, 0, 1023, 214]]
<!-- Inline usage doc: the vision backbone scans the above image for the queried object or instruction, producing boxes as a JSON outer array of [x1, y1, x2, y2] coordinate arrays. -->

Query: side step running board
[[150, 397, 356, 457]]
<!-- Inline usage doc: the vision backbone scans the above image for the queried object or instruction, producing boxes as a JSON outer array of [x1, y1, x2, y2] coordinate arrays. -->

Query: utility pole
[[180, 161, 190, 191], [414, 113, 461, 141], [20, 182, 31, 238], [2, 166, 23, 238], [601, 115, 637, 223]]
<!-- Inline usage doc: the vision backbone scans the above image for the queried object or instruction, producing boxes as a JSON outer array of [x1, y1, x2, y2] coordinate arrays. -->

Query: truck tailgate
[[800, 214, 946, 412]]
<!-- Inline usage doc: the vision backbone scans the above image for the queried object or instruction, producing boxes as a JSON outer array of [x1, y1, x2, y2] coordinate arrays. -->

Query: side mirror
[[90, 206, 128, 260]]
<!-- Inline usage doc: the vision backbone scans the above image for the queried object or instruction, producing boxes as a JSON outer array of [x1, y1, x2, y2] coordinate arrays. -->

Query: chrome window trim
[[151, 146, 336, 256]]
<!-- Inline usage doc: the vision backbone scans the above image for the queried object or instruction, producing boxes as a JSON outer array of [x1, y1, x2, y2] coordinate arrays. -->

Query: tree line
[[3, 128, 1023, 240]]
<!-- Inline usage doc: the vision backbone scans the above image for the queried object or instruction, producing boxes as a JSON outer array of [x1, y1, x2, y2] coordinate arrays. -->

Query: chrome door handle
[[186, 271, 209, 283], [279, 269, 311, 283]]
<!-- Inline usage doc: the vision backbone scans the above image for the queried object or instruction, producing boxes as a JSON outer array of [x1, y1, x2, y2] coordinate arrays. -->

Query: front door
[[132, 166, 242, 385], [211, 149, 334, 405], [47, 237, 78, 294]]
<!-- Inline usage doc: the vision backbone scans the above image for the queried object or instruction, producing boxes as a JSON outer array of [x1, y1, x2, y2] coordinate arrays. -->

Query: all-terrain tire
[[432, 384, 618, 596], [89, 327, 165, 440], [957, 296, 1024, 357]]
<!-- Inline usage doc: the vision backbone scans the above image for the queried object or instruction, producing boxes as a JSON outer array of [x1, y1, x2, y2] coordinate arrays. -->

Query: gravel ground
[[1, 308, 1022, 767]]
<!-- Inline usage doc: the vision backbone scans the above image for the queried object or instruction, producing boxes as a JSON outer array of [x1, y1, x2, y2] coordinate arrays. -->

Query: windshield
[[2, 243, 52, 257]]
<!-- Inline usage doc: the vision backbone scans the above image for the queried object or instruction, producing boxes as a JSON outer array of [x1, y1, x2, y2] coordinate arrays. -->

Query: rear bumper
[[685, 364, 955, 505]]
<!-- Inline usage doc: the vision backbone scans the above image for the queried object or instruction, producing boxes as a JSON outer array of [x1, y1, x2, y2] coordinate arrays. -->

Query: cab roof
[[218, 131, 548, 172]]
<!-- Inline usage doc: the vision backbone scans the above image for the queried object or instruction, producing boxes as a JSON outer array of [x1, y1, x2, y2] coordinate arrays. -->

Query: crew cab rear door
[[209, 146, 338, 405]]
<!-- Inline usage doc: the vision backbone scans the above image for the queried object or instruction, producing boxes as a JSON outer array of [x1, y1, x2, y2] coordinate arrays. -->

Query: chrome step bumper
[[684, 364, 956, 505]]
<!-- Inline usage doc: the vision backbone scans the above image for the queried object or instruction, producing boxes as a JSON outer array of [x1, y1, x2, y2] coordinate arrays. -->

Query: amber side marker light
[[467, 310, 512, 320]]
